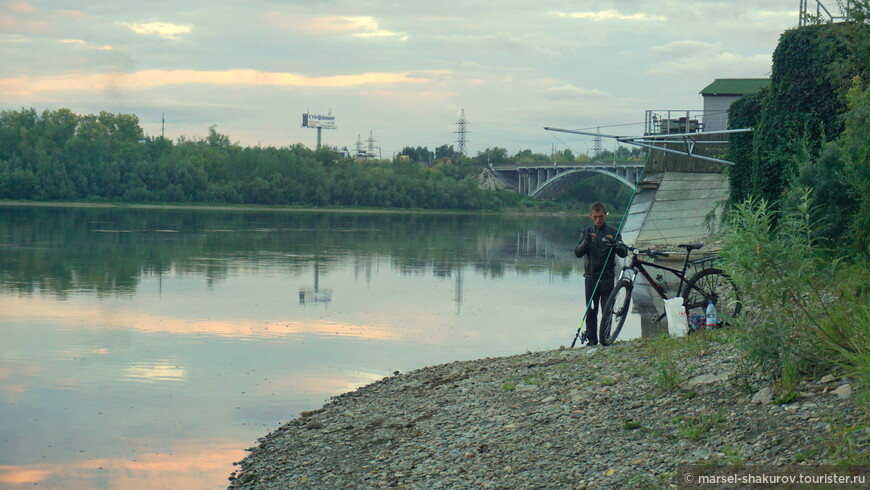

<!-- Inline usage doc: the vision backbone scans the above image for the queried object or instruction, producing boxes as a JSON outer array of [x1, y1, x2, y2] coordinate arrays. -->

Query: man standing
[[574, 202, 627, 346]]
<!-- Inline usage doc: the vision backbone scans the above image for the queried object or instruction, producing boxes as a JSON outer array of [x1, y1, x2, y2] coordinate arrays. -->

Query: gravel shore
[[228, 335, 863, 489]]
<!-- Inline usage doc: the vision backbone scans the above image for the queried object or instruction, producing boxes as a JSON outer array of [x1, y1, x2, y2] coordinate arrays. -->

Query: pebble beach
[[228, 336, 863, 489]]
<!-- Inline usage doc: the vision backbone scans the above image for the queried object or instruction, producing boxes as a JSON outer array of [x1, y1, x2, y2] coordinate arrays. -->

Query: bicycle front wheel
[[600, 279, 633, 346], [681, 268, 741, 325]]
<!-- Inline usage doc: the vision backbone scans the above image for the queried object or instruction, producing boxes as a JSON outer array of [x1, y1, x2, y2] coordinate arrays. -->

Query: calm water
[[0, 205, 663, 489]]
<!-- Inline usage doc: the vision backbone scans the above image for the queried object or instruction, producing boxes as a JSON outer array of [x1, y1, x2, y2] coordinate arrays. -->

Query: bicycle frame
[[617, 246, 703, 304]]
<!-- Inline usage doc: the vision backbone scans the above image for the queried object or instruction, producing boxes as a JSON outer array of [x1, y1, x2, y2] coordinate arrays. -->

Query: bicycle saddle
[[677, 243, 704, 250]]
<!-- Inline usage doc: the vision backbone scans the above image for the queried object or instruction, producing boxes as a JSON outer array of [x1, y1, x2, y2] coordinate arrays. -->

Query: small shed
[[700, 78, 769, 131]]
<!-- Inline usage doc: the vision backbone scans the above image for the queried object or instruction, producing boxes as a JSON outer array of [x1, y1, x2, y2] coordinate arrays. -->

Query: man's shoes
[[587, 339, 598, 347]]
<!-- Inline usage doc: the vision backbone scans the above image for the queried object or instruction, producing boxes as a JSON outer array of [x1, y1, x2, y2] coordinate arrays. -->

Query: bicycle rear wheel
[[599, 279, 633, 346], [681, 268, 741, 325]]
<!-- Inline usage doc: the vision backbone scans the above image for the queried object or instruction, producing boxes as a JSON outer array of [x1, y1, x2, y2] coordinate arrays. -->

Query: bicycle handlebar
[[619, 243, 669, 259], [603, 237, 670, 259]]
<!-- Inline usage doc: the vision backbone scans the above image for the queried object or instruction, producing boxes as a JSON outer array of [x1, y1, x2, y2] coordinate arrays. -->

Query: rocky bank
[[228, 336, 863, 489]]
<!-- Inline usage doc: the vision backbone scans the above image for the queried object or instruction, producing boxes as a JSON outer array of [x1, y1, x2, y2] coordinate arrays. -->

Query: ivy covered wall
[[726, 21, 870, 204]]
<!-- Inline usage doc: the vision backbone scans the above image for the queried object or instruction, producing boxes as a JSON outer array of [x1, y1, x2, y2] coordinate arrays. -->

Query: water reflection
[[0, 205, 629, 489]]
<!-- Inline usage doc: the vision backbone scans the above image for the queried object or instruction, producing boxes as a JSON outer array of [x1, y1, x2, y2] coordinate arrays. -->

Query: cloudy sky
[[1, 1, 802, 157]]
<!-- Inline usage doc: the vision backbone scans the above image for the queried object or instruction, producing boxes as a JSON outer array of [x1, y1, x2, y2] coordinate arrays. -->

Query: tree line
[[0, 108, 636, 211]]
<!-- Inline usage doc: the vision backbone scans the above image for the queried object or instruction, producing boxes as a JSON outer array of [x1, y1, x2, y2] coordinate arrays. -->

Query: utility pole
[[161, 112, 165, 139]]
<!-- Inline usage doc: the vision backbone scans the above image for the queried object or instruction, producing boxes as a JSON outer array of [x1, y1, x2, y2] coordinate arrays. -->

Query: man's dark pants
[[584, 275, 615, 343]]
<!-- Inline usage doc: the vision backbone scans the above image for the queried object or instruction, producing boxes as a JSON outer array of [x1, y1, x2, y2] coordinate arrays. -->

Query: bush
[[720, 192, 869, 406]]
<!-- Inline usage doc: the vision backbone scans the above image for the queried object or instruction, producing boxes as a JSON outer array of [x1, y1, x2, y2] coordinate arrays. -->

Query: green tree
[[474, 147, 510, 166]]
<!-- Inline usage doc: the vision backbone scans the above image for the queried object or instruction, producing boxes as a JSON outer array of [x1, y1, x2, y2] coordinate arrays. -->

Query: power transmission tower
[[455, 109, 469, 155], [591, 126, 603, 159], [355, 134, 364, 157], [367, 131, 377, 157]]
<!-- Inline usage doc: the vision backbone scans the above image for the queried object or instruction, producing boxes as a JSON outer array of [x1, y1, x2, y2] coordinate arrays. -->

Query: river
[[0, 205, 662, 488]]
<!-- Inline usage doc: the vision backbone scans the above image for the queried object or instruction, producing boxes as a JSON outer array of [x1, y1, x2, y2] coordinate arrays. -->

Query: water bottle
[[655, 274, 669, 293], [705, 301, 717, 330]]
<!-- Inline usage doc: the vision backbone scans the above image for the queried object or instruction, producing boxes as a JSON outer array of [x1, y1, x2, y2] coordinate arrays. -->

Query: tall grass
[[719, 191, 869, 410]]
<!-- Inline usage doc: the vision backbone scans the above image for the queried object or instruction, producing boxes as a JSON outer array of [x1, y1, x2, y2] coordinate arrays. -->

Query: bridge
[[491, 161, 645, 199]]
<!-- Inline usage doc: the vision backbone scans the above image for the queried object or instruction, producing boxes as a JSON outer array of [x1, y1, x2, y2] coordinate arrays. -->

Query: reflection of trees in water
[[0, 206, 585, 296]]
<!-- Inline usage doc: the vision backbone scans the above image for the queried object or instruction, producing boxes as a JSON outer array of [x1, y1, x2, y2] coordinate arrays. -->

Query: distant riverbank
[[228, 333, 863, 489], [0, 200, 614, 219]]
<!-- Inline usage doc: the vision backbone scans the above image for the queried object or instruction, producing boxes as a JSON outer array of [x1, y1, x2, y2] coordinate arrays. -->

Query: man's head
[[589, 202, 607, 228]]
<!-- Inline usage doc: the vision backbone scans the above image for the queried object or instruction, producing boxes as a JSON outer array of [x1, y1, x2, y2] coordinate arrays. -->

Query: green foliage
[[720, 193, 870, 406], [0, 108, 513, 210], [726, 89, 767, 204], [754, 23, 869, 202], [727, 22, 870, 209], [840, 79, 870, 255], [555, 174, 633, 213]]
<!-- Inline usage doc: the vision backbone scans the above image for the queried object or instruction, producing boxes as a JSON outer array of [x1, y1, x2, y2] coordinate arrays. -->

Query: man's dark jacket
[[574, 223, 627, 279]]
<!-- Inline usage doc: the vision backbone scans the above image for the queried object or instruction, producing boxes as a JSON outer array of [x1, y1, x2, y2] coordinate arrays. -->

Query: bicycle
[[598, 240, 741, 346]]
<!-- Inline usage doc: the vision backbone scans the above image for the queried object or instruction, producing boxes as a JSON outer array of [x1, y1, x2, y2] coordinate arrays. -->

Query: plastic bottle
[[705, 301, 717, 330], [655, 274, 669, 293]]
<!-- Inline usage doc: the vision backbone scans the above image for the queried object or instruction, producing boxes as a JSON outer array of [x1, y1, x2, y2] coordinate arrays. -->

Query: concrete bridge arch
[[491, 162, 643, 201]]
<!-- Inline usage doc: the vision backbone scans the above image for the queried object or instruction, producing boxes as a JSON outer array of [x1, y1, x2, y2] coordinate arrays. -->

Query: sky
[[0, 0, 806, 158]]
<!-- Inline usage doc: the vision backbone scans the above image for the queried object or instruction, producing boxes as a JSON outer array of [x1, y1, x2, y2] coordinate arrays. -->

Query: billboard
[[302, 113, 337, 130]]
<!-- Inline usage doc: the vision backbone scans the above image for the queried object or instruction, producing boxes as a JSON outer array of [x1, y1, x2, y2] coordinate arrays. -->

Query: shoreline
[[0, 200, 614, 219], [227, 335, 863, 488]]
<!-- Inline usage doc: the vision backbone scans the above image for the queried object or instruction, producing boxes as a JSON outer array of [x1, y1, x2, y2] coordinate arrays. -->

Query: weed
[[819, 416, 870, 465], [619, 472, 661, 489], [670, 410, 728, 441], [731, 357, 758, 395], [501, 382, 515, 392], [773, 360, 800, 403], [646, 337, 687, 392], [723, 445, 745, 465]]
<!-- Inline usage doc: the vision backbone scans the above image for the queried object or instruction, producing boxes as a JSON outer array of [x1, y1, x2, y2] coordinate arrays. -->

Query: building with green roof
[[700, 78, 769, 131]]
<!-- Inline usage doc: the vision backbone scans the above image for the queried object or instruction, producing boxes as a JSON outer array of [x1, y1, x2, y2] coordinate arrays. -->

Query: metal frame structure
[[799, 0, 854, 26], [455, 109, 469, 155], [544, 127, 753, 166]]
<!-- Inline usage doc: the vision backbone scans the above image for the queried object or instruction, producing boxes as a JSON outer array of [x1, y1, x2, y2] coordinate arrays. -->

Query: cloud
[[290, 15, 408, 41], [646, 51, 771, 79], [61, 39, 113, 50], [544, 84, 610, 100], [345, 16, 408, 41], [649, 40, 724, 59], [0, 69, 432, 95], [57, 9, 85, 18], [8, 2, 36, 13], [553, 10, 667, 22], [127, 22, 191, 39]]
